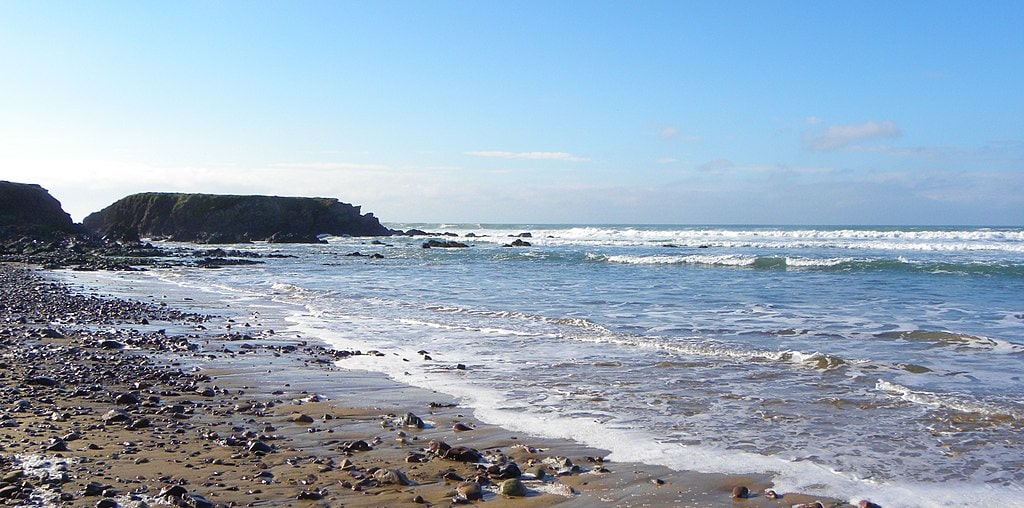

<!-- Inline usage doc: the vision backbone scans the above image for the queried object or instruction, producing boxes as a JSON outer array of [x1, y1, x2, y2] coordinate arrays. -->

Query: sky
[[1, 1, 1022, 225]]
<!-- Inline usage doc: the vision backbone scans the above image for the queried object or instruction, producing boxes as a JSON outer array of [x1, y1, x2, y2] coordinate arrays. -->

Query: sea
[[68, 224, 1024, 507]]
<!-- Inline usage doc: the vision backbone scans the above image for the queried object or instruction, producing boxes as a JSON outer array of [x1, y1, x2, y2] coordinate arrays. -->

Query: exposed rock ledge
[[83, 192, 394, 244]]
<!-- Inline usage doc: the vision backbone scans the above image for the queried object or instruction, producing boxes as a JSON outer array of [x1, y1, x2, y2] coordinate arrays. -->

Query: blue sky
[[1, 1, 1022, 225]]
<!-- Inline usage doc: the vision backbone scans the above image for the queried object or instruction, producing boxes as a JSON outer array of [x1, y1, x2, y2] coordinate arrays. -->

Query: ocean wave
[[875, 330, 1024, 353], [396, 224, 1024, 253], [593, 253, 1024, 276], [876, 380, 1024, 421]]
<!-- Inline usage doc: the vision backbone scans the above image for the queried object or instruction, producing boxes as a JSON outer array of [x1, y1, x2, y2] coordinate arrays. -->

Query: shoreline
[[1, 262, 857, 507]]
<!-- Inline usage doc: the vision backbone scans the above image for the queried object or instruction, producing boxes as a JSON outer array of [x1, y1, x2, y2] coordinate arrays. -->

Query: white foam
[[876, 380, 1024, 420], [391, 224, 1024, 253]]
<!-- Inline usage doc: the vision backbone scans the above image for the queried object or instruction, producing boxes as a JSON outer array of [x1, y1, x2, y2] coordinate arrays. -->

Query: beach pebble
[[764, 489, 781, 499], [859, 501, 882, 508], [289, 412, 314, 424], [732, 485, 749, 498], [452, 422, 473, 432]]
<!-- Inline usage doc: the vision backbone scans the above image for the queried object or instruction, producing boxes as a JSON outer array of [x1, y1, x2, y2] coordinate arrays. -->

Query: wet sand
[[0, 263, 861, 507]]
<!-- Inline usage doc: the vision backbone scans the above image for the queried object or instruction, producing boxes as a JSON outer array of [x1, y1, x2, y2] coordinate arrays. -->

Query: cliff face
[[0, 181, 77, 240], [83, 192, 394, 243]]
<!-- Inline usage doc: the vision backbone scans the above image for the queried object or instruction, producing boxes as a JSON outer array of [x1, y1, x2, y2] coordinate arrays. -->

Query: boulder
[[498, 478, 528, 497]]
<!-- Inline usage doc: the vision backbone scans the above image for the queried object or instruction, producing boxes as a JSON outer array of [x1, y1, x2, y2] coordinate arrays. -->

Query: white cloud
[[803, 120, 901, 151], [465, 150, 589, 162]]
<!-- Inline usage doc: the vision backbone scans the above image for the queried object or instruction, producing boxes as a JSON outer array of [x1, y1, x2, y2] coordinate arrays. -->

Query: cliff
[[0, 181, 78, 240], [83, 192, 394, 243]]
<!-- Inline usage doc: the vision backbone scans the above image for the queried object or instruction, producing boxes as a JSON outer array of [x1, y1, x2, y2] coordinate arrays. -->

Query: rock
[[0, 181, 78, 241], [289, 413, 314, 424], [82, 192, 394, 244], [402, 412, 425, 428], [373, 468, 412, 486], [296, 490, 324, 500], [127, 417, 151, 429], [498, 478, 528, 497], [114, 392, 140, 405], [95, 499, 118, 508], [181, 493, 214, 508], [444, 446, 482, 463], [455, 482, 482, 501], [340, 440, 372, 453], [732, 485, 748, 498], [102, 409, 130, 424], [0, 485, 22, 499], [452, 422, 473, 432], [764, 489, 781, 499], [859, 502, 882, 508], [490, 462, 521, 479], [46, 437, 68, 452], [543, 456, 580, 475], [25, 376, 58, 387], [524, 466, 546, 479], [247, 440, 274, 454], [421, 239, 469, 248], [503, 239, 532, 247], [83, 482, 109, 497]]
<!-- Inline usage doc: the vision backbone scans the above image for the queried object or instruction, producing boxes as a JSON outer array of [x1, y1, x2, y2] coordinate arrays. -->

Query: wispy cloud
[[695, 159, 735, 174], [803, 120, 901, 151], [465, 150, 589, 162], [654, 124, 702, 142], [269, 162, 392, 171]]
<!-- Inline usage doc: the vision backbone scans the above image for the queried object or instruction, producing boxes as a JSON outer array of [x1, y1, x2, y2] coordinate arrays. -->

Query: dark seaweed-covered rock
[[83, 192, 394, 244], [421, 239, 469, 249]]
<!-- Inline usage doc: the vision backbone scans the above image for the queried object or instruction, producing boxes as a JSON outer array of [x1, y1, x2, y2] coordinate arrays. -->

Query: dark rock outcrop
[[83, 192, 394, 244], [0, 181, 79, 240]]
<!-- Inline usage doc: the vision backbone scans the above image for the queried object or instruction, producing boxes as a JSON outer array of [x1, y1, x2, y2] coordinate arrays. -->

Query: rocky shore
[[1, 263, 867, 507]]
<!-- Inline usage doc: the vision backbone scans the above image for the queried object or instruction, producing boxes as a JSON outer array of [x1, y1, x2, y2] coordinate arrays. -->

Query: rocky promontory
[[83, 192, 394, 243], [0, 181, 81, 240]]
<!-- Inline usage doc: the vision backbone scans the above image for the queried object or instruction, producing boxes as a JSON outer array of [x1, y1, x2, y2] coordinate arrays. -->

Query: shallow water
[[66, 225, 1024, 506]]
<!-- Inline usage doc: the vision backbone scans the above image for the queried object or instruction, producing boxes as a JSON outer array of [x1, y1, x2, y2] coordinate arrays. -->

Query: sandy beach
[[0, 262, 861, 507]]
